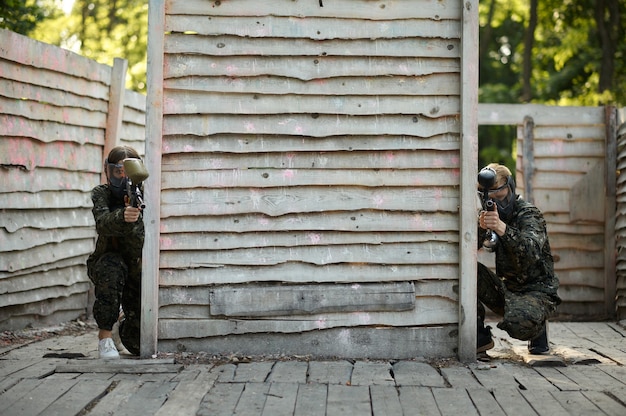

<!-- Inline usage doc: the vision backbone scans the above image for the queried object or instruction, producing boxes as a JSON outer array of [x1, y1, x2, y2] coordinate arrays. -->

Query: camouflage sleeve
[[498, 205, 548, 283], [91, 185, 144, 237]]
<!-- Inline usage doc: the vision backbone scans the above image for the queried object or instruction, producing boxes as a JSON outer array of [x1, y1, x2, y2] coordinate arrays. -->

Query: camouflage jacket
[[480, 197, 560, 300], [86, 184, 144, 277]]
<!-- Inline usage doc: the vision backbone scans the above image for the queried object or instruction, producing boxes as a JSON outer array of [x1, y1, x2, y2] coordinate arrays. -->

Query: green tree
[[29, 0, 149, 93], [0, 0, 56, 35]]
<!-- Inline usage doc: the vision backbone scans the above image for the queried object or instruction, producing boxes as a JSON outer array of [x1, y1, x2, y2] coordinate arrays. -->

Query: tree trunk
[[522, 0, 538, 102], [594, 0, 619, 94]]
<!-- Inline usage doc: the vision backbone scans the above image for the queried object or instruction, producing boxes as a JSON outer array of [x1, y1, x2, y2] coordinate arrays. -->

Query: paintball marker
[[477, 167, 498, 252], [123, 158, 149, 209]]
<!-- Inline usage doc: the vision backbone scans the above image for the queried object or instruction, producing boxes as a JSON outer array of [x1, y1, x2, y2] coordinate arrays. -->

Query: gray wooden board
[[233, 382, 271, 416], [232, 361, 274, 383], [499, 362, 559, 391], [111, 380, 178, 416], [519, 389, 572, 416], [154, 365, 219, 416], [465, 388, 507, 416], [431, 387, 479, 416], [470, 364, 523, 390], [215, 363, 237, 382], [2, 378, 78, 416], [557, 365, 626, 391], [581, 390, 626, 416], [55, 360, 182, 374], [40, 378, 112, 416], [307, 360, 353, 385], [261, 382, 299, 416], [534, 367, 581, 391], [397, 386, 440, 415], [370, 385, 404, 416], [266, 361, 308, 384], [85, 379, 144, 416], [392, 361, 446, 387], [293, 383, 327, 416], [0, 378, 44, 413], [439, 366, 483, 388], [551, 390, 611, 415], [491, 387, 539, 416], [326, 384, 371, 416], [350, 361, 395, 386], [197, 382, 245, 416], [209, 282, 415, 317]]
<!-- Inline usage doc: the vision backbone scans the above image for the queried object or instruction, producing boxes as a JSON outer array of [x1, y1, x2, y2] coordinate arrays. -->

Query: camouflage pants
[[88, 252, 141, 355], [477, 262, 557, 341]]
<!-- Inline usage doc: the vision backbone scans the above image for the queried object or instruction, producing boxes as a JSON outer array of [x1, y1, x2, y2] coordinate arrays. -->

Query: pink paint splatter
[[282, 169, 295, 179], [307, 233, 321, 244]]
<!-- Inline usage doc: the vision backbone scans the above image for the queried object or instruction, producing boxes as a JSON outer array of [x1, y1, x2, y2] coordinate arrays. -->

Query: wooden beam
[[141, 0, 165, 358], [459, 0, 479, 363], [102, 57, 127, 183], [604, 106, 617, 319]]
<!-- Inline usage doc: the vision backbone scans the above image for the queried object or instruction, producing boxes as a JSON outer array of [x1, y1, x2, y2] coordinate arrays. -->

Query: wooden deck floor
[[1, 321, 625, 415]]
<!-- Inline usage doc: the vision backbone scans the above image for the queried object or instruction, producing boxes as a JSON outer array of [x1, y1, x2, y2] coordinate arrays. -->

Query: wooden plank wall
[[479, 104, 611, 319], [616, 108, 626, 320], [156, 0, 465, 358], [0, 29, 146, 330]]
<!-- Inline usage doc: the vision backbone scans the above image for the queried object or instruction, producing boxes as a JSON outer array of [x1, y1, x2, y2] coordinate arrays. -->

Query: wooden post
[[141, 0, 166, 358], [522, 116, 535, 204], [102, 58, 128, 183], [459, 0, 479, 363], [604, 105, 617, 319]]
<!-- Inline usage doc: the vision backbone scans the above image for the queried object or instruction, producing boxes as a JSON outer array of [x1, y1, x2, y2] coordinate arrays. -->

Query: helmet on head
[[104, 146, 141, 200]]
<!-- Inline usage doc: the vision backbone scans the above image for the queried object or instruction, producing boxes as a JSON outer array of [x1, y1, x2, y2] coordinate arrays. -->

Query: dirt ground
[[0, 318, 98, 349]]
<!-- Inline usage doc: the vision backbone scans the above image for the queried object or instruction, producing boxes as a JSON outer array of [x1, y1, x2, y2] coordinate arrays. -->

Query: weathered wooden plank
[[0, 77, 108, 113], [0, 29, 110, 82], [165, 74, 461, 96], [519, 389, 571, 416], [164, 91, 459, 117], [370, 385, 404, 415], [326, 384, 371, 416], [431, 387, 479, 416], [2, 378, 79, 416], [161, 133, 459, 155], [1, 227, 94, 252], [0, 115, 104, 144], [492, 387, 539, 416], [307, 361, 353, 385], [0, 293, 89, 331], [465, 388, 507, 416], [261, 382, 299, 416], [157, 326, 458, 359], [161, 211, 459, 234], [581, 391, 626, 416], [209, 282, 415, 317], [154, 366, 219, 416], [479, 104, 604, 126], [233, 382, 271, 416], [266, 361, 308, 384], [162, 150, 461, 171], [0, 379, 45, 414], [532, 156, 604, 173], [162, 168, 460, 190], [0, 208, 95, 233], [164, 55, 459, 80], [196, 382, 245, 416], [165, 34, 460, 59], [165, 14, 461, 39], [160, 297, 457, 336], [0, 238, 93, 272], [0, 138, 102, 172], [397, 386, 440, 415], [55, 360, 183, 374], [160, 263, 458, 286], [111, 380, 178, 416], [160, 241, 458, 268], [160, 187, 459, 218], [231, 362, 275, 383], [166, 0, 463, 20], [551, 391, 613, 415], [294, 383, 327, 416], [0, 191, 92, 210], [439, 366, 483, 388], [163, 113, 459, 137], [0, 281, 90, 308], [391, 361, 446, 387], [351, 361, 395, 386], [41, 378, 113, 416], [0, 95, 107, 129]]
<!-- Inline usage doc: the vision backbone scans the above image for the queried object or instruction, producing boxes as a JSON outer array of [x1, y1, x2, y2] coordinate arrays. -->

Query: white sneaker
[[99, 338, 120, 359], [111, 321, 125, 351]]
